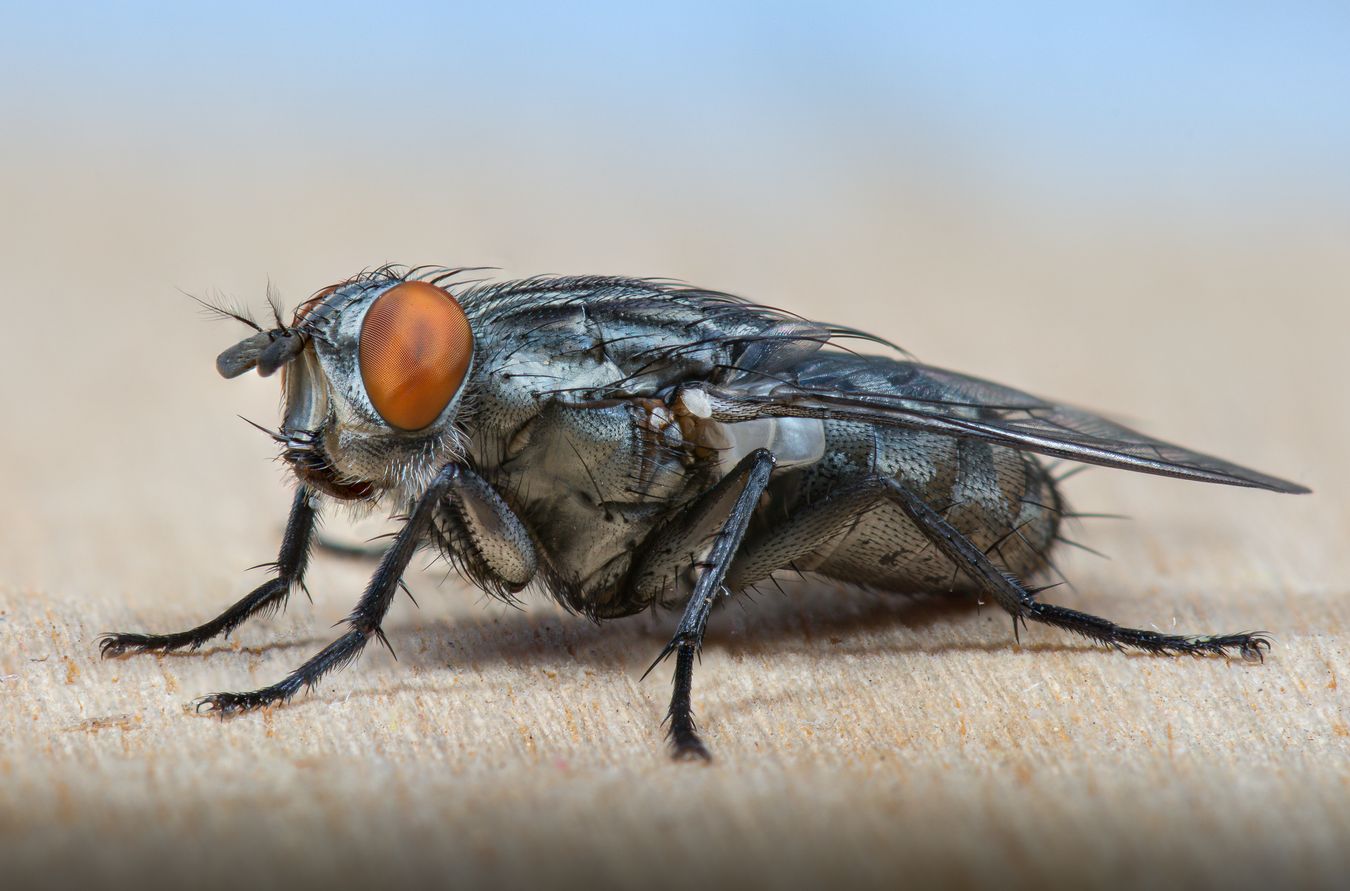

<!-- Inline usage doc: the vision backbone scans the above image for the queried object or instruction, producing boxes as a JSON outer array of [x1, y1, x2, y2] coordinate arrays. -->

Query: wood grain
[[1, 173, 1345, 890]]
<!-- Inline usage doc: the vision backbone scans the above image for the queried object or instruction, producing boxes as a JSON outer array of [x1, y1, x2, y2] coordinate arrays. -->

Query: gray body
[[101, 266, 1304, 757], [456, 278, 1059, 617]]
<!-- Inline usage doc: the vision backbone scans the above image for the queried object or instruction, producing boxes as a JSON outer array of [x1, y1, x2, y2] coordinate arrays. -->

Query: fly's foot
[[1185, 632, 1272, 663], [1115, 628, 1273, 661], [1020, 600, 1274, 663], [96, 578, 294, 660], [99, 632, 189, 658], [658, 642, 715, 762], [671, 740, 712, 762], [1240, 634, 1273, 662], [668, 720, 713, 763], [193, 682, 299, 716]]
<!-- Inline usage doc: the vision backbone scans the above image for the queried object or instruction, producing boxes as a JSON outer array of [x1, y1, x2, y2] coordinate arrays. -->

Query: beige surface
[[1, 156, 1347, 889]]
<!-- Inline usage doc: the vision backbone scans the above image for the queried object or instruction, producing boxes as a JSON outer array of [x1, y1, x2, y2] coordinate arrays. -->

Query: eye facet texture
[[359, 281, 473, 430]]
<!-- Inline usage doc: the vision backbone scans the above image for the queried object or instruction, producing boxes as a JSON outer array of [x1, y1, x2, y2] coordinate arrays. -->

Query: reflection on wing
[[699, 355, 1309, 494]]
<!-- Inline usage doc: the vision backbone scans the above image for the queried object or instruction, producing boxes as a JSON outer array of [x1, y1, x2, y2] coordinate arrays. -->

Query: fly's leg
[[193, 463, 539, 714], [431, 466, 538, 597], [195, 464, 460, 714], [728, 475, 1268, 659], [314, 537, 389, 561], [881, 479, 1270, 660], [99, 487, 318, 657], [633, 449, 776, 760]]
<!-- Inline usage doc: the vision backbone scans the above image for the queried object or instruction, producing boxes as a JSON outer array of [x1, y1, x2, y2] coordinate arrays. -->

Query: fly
[[100, 266, 1310, 760]]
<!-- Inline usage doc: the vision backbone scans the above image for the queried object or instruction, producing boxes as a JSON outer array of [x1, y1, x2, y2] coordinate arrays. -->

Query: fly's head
[[214, 271, 476, 504]]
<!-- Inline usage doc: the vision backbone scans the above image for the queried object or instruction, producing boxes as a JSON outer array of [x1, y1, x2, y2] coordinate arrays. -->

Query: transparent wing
[[698, 354, 1308, 494]]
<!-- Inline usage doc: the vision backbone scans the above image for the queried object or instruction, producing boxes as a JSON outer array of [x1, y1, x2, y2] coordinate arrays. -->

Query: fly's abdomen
[[936, 438, 1063, 582], [745, 422, 1063, 595]]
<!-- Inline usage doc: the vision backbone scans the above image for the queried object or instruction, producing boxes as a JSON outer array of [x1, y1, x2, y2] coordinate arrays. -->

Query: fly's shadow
[[109, 578, 1095, 679]]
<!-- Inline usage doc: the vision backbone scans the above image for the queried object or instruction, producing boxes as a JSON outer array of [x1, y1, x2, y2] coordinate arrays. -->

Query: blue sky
[[3, 2, 1347, 203]]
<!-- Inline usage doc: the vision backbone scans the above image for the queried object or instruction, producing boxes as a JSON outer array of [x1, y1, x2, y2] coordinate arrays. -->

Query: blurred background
[[0, 3, 1346, 889], [1, 1, 1345, 584]]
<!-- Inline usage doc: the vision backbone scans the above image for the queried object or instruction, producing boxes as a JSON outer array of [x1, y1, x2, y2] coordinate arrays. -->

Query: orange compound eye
[[358, 281, 473, 431]]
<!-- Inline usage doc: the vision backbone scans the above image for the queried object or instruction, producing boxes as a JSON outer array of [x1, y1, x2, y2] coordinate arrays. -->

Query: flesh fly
[[101, 266, 1309, 759]]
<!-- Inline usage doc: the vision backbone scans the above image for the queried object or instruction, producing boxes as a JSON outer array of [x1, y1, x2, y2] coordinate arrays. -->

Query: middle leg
[[629, 448, 777, 760]]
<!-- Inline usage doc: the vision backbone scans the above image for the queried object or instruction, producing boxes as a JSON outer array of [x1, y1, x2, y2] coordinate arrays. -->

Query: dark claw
[[1183, 632, 1271, 661], [193, 696, 224, 716], [671, 740, 712, 762], [98, 636, 128, 658], [1239, 633, 1272, 663], [669, 728, 713, 762], [194, 693, 245, 716], [666, 702, 713, 762], [193, 689, 284, 716], [99, 633, 153, 658], [98, 631, 209, 659]]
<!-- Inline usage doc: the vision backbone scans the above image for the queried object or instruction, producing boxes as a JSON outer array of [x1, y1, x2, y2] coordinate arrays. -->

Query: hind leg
[[881, 479, 1269, 660], [729, 476, 1266, 660]]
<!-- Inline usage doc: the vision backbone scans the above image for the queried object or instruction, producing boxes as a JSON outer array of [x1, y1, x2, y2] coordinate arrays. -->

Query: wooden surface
[[1, 167, 1346, 890]]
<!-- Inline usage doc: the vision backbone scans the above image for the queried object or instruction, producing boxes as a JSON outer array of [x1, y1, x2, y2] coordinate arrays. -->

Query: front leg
[[631, 449, 776, 760], [197, 462, 539, 714], [100, 486, 319, 657], [431, 465, 538, 598]]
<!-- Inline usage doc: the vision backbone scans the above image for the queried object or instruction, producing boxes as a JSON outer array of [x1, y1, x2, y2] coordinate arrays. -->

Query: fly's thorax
[[460, 308, 688, 479], [458, 389, 704, 614], [464, 347, 632, 472]]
